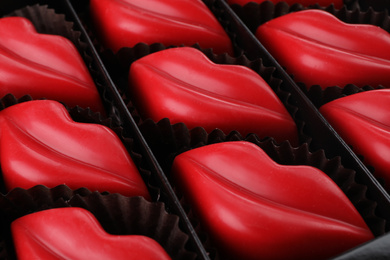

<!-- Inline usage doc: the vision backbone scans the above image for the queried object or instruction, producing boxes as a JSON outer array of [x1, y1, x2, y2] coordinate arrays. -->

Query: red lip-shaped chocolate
[[0, 17, 104, 113], [0, 100, 150, 199], [129, 47, 298, 145], [171, 141, 373, 260], [227, 0, 343, 8], [256, 10, 390, 89], [89, 0, 233, 55], [320, 89, 390, 190], [11, 207, 171, 260]]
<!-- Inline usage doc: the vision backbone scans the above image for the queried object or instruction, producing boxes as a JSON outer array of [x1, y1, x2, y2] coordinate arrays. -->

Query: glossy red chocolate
[[0, 17, 104, 113], [227, 0, 343, 8], [255, 10, 390, 89], [11, 207, 171, 260], [89, 0, 233, 55], [129, 47, 298, 145], [171, 141, 373, 260], [0, 100, 150, 199], [320, 89, 390, 190]]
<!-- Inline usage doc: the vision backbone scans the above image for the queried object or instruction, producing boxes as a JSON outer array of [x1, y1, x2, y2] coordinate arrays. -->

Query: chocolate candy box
[[1, 0, 390, 259]]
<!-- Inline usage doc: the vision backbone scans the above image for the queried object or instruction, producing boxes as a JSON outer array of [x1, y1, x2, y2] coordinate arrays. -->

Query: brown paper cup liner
[[0, 185, 197, 260], [3, 4, 118, 120], [304, 84, 385, 109], [0, 95, 159, 201], [204, 0, 242, 56], [138, 117, 385, 259]]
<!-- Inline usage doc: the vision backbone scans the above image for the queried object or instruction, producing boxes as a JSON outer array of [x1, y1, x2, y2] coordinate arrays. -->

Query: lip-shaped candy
[[319, 89, 390, 190], [88, 0, 234, 55], [0, 17, 105, 113], [227, 0, 343, 8], [171, 141, 373, 260], [129, 47, 298, 145], [11, 207, 171, 259], [0, 100, 150, 199], [255, 9, 390, 89]]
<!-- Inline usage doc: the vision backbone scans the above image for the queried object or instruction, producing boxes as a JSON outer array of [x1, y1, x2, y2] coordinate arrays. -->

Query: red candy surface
[[256, 10, 390, 89], [320, 89, 390, 190], [227, 0, 343, 8], [129, 47, 298, 145], [89, 0, 233, 55], [0, 17, 104, 113], [171, 141, 373, 260], [0, 100, 150, 199], [11, 207, 171, 260]]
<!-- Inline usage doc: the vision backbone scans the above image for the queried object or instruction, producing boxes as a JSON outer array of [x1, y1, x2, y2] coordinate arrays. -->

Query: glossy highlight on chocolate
[[129, 47, 298, 145], [320, 89, 390, 190], [0, 100, 150, 199], [0, 17, 105, 113], [256, 9, 390, 89], [11, 207, 171, 259], [89, 0, 233, 55], [171, 141, 373, 260]]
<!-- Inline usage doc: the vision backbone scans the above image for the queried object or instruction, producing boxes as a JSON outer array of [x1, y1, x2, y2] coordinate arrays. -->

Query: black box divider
[[61, 1, 211, 259], [213, 0, 390, 257]]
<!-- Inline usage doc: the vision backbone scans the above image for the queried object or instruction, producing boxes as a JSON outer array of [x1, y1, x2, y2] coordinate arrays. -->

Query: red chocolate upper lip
[[137, 62, 293, 122], [0, 43, 93, 90], [115, 0, 228, 37], [267, 26, 390, 64]]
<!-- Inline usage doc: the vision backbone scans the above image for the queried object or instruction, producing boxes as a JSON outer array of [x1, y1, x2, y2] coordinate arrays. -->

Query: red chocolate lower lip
[[255, 9, 390, 89]]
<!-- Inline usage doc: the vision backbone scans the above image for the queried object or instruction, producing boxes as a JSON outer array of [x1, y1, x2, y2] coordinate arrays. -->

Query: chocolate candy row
[[0, 1, 204, 259]]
